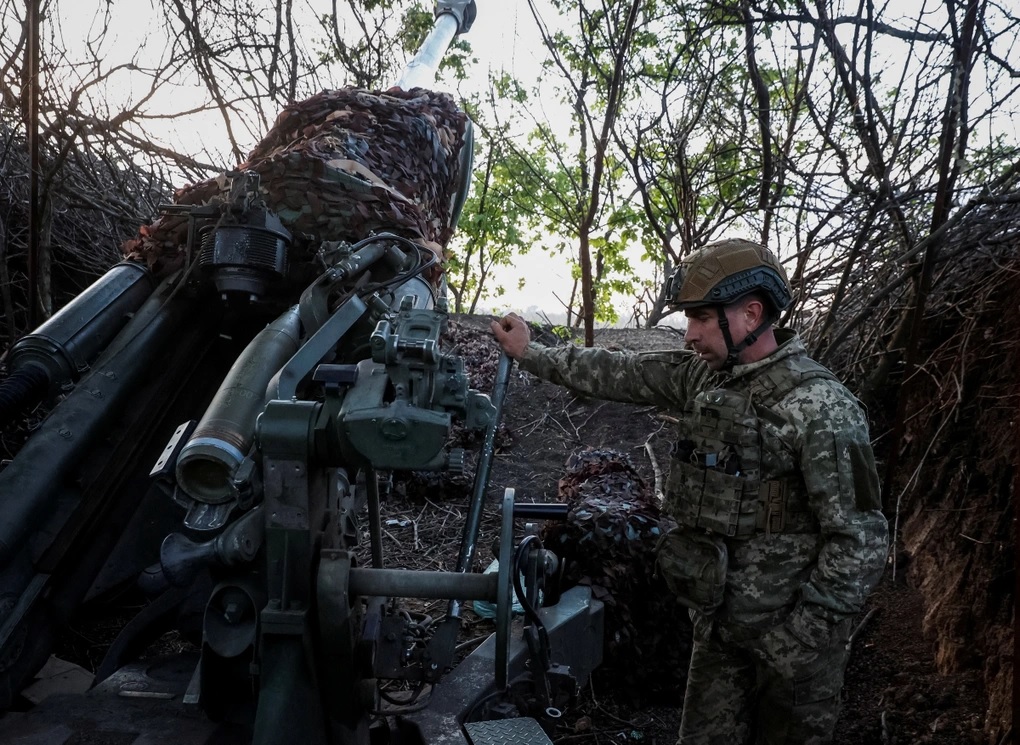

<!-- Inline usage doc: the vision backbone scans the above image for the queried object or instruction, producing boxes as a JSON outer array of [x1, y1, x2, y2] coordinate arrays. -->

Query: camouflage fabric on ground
[[542, 447, 692, 705]]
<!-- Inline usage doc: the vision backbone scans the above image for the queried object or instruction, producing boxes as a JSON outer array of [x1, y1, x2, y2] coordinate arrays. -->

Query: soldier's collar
[[723, 328, 804, 382]]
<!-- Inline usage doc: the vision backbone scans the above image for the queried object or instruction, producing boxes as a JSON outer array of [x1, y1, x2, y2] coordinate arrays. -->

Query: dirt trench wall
[[895, 266, 1016, 742]]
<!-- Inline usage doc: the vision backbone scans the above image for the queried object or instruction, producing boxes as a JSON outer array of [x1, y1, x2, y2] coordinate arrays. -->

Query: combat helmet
[[665, 238, 792, 314], [664, 239, 792, 369]]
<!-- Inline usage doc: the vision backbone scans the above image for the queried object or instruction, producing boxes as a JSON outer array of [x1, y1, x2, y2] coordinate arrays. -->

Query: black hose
[[0, 366, 48, 429], [357, 234, 439, 304], [512, 535, 547, 629]]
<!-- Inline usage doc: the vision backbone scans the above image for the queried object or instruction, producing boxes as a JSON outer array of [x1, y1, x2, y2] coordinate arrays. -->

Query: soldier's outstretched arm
[[489, 314, 711, 408]]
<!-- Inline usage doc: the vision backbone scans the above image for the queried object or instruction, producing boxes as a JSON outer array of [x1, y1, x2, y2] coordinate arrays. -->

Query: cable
[[512, 535, 546, 628], [351, 233, 439, 304]]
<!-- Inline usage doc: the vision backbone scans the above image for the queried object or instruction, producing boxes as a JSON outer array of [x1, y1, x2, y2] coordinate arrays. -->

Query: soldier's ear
[[743, 296, 766, 326]]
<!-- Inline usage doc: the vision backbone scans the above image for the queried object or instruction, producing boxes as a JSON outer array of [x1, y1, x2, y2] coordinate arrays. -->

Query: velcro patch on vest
[[665, 388, 762, 538]]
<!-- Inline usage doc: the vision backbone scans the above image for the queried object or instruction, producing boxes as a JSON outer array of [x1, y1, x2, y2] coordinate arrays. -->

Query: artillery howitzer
[[0, 4, 604, 742]]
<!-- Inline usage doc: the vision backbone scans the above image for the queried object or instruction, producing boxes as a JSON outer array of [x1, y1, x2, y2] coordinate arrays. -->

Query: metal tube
[[394, 12, 460, 91], [0, 275, 195, 565], [175, 305, 301, 504], [4, 262, 153, 398], [455, 353, 513, 577], [334, 241, 390, 281], [513, 503, 570, 521], [348, 567, 497, 601], [393, 1, 476, 90]]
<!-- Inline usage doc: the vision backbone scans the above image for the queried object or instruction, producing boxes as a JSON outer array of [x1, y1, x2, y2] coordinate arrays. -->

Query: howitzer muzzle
[[176, 306, 301, 503], [393, 1, 476, 90], [0, 262, 153, 427]]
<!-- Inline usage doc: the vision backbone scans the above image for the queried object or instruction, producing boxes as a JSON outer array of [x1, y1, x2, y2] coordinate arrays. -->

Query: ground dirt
[[435, 315, 1000, 745], [40, 314, 1006, 745]]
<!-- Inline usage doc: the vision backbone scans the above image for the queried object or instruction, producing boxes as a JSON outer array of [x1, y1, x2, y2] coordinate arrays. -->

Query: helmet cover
[[665, 238, 792, 313]]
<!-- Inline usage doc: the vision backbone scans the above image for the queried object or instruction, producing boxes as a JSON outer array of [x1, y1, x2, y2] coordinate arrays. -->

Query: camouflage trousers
[[678, 612, 852, 745]]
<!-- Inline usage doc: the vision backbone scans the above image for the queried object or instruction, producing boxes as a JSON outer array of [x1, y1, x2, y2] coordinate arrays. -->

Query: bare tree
[[521, 0, 1017, 350], [0, 0, 423, 342], [612, 1, 772, 326], [0, 0, 195, 333]]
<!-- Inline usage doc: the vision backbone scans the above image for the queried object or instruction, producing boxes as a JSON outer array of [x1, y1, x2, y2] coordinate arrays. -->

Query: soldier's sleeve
[[518, 341, 704, 408], [785, 380, 890, 644]]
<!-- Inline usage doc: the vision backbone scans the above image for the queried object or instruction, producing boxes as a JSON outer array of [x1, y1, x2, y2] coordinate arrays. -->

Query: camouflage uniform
[[519, 328, 889, 745]]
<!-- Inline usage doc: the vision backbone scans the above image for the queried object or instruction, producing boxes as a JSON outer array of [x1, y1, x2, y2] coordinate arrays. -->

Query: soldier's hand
[[490, 313, 530, 360]]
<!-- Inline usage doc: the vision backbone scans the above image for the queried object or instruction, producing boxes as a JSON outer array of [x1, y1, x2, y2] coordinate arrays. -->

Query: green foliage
[[485, 0, 662, 331], [399, 3, 436, 53], [445, 104, 544, 314], [550, 324, 573, 340], [703, 2, 742, 25], [34, 0, 1015, 345]]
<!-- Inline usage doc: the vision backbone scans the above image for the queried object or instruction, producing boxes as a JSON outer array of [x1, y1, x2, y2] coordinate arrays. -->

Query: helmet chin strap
[[715, 306, 770, 371]]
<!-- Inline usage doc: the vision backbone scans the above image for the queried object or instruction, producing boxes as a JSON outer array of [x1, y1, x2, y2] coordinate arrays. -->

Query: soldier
[[490, 238, 889, 744]]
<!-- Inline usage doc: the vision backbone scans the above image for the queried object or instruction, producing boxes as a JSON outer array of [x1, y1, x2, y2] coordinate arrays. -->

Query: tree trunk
[[0, 218, 17, 345], [37, 195, 52, 319], [579, 231, 594, 346]]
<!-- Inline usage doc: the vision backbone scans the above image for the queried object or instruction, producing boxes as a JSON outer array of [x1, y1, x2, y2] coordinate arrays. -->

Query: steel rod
[[349, 567, 498, 601], [456, 352, 513, 576], [367, 467, 384, 569], [513, 503, 570, 521]]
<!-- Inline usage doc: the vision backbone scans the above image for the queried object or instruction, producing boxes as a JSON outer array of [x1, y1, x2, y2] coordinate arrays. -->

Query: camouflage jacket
[[519, 329, 889, 641]]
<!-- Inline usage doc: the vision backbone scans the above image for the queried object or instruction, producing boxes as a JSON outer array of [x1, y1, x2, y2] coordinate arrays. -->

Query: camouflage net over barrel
[[123, 87, 470, 279]]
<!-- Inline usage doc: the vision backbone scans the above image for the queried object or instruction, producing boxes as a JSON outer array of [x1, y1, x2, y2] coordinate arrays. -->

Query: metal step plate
[[464, 717, 553, 745]]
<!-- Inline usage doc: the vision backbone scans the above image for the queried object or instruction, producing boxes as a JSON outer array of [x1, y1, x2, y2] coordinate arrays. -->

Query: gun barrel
[[394, 1, 476, 90], [395, 13, 459, 91]]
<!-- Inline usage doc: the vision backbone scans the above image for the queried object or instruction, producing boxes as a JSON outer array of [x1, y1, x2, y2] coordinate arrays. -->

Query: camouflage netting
[[122, 87, 470, 279], [542, 448, 691, 705]]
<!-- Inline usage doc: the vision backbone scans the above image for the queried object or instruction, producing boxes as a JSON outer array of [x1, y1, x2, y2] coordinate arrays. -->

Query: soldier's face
[[684, 304, 750, 370]]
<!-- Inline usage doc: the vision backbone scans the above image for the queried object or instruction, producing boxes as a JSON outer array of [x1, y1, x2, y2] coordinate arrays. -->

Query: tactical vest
[[663, 353, 838, 539]]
